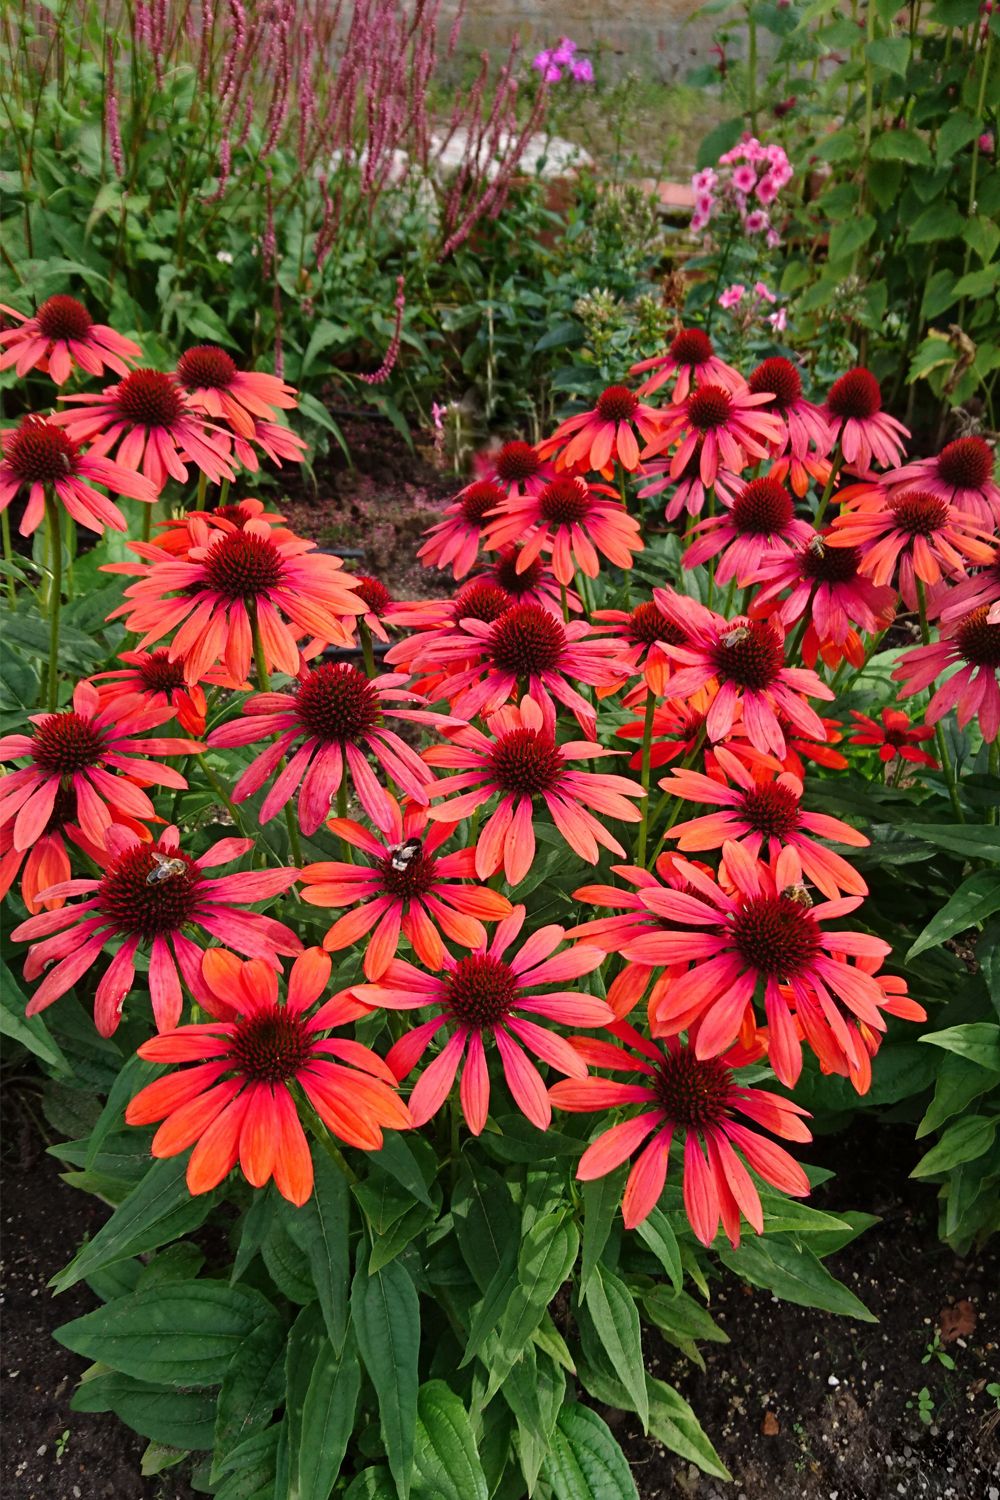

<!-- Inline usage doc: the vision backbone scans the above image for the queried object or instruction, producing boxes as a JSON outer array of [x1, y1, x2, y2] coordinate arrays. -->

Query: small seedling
[[905, 1387, 936, 1426], [921, 1332, 956, 1371], [55, 1429, 70, 1460]]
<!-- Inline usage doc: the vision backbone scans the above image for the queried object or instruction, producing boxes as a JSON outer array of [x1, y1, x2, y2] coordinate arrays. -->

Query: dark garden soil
[[3, 416, 998, 1499]]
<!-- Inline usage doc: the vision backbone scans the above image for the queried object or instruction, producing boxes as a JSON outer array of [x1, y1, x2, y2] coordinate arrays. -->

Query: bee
[[390, 837, 423, 873], [782, 882, 813, 909], [58, 450, 73, 473], [722, 626, 750, 648], [807, 534, 826, 557], [146, 850, 188, 885]]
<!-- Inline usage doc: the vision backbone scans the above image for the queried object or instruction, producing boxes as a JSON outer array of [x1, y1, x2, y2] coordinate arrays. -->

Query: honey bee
[[782, 882, 813, 908], [807, 534, 826, 556], [146, 850, 188, 885], [722, 626, 751, 648], [390, 837, 423, 873]]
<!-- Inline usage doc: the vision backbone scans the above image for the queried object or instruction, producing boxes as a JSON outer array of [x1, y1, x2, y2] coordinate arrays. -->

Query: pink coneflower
[[0, 785, 147, 915], [637, 440, 742, 522], [823, 368, 909, 471], [537, 385, 663, 473], [0, 679, 201, 852], [0, 416, 157, 536], [826, 490, 995, 607], [353, 574, 395, 643], [230, 417, 308, 472], [630, 328, 742, 403], [652, 606, 834, 758], [625, 841, 893, 1087], [663, 744, 869, 898], [881, 436, 1000, 529], [151, 497, 292, 555], [617, 686, 718, 774], [936, 549, 1000, 626], [299, 797, 512, 977], [386, 602, 631, 739], [550, 1023, 811, 1242], [105, 518, 364, 682], [643, 383, 784, 487], [847, 708, 939, 769], [422, 694, 644, 884], [417, 479, 508, 578], [682, 477, 813, 586], [352, 906, 612, 1134], [207, 663, 449, 836], [0, 295, 141, 384], [175, 345, 297, 439], [53, 369, 236, 492], [482, 474, 644, 584], [386, 579, 514, 640], [11, 822, 300, 1034], [89, 650, 234, 738], [591, 599, 688, 694], [749, 533, 896, 655], [747, 357, 832, 496], [125, 947, 410, 1204], [489, 440, 549, 500], [473, 545, 577, 615], [893, 605, 1000, 742], [790, 954, 925, 1097]]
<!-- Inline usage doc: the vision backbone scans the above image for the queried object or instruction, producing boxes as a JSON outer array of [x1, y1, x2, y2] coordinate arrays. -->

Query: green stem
[[958, 25, 994, 328], [989, 741, 999, 828], [646, 726, 707, 869], [747, 1, 758, 136], [44, 491, 62, 712], [359, 619, 377, 679], [559, 583, 570, 624], [915, 578, 964, 821], [141, 501, 153, 542], [784, 586, 817, 667], [1, 508, 16, 609], [251, 612, 304, 866], [635, 691, 658, 866], [217, 477, 231, 510], [813, 442, 843, 529], [195, 469, 207, 512]]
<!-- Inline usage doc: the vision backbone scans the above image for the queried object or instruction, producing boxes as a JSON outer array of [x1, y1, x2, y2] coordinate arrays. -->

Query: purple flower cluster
[[532, 36, 594, 85], [691, 135, 793, 246]]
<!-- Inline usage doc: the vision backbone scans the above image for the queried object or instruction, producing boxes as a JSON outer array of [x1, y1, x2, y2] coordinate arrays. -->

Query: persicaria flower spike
[[125, 947, 411, 1205], [11, 822, 300, 1035], [0, 416, 157, 536], [299, 795, 512, 978], [0, 295, 141, 384], [550, 1022, 811, 1243], [353, 904, 613, 1135]]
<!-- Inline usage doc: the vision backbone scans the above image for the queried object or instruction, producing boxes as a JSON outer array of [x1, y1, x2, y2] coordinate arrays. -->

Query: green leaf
[[634, 1207, 683, 1291], [965, 214, 1000, 265], [292, 1331, 362, 1500], [921, 1022, 1000, 1072], [647, 1379, 731, 1479], [912, 1114, 999, 1176], [453, 1163, 519, 1293], [917, 1053, 1000, 1137], [213, 1427, 280, 1500], [922, 269, 958, 318], [72, 1371, 215, 1450], [953, 265, 999, 298], [866, 35, 911, 75], [51, 1155, 217, 1292], [907, 824, 1000, 861], [55, 1281, 278, 1387], [262, 1203, 316, 1303], [543, 1403, 640, 1499], [351, 1255, 420, 1499], [907, 201, 966, 243], [827, 214, 877, 264], [367, 1132, 435, 1208], [584, 1264, 648, 1429], [0, 959, 69, 1072], [641, 1286, 729, 1346], [870, 129, 932, 166], [487, 1213, 579, 1394], [718, 1239, 877, 1321], [867, 158, 904, 211], [213, 1312, 287, 1470], [938, 111, 980, 162], [412, 1381, 488, 1500], [580, 1169, 624, 1295], [696, 118, 745, 170], [285, 1144, 351, 1350], [907, 872, 1000, 958], [344, 1469, 397, 1500]]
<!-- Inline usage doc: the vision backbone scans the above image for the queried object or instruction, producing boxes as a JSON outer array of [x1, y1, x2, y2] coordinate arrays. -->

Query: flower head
[[682, 476, 812, 586], [0, 679, 201, 853], [473, 545, 577, 614], [631, 328, 742, 403], [300, 795, 512, 977], [482, 473, 643, 584], [89, 650, 241, 736], [125, 947, 410, 1204], [0, 782, 146, 915], [0, 296, 141, 384], [175, 345, 297, 439], [824, 368, 909, 471], [644, 382, 784, 488], [537, 385, 663, 474], [892, 605, 1000, 742], [106, 518, 364, 682], [637, 439, 742, 522], [11, 822, 300, 1034], [353, 905, 612, 1134], [748, 357, 833, 496], [749, 532, 896, 662], [826, 490, 994, 608], [417, 479, 508, 578], [551, 1023, 811, 1242], [591, 599, 688, 693], [423, 694, 644, 884], [624, 842, 893, 1087], [208, 663, 448, 835], [0, 415, 156, 536], [881, 436, 1000, 530], [847, 708, 938, 769]]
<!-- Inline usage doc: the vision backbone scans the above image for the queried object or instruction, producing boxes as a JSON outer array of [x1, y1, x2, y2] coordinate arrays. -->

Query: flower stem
[[784, 586, 817, 667], [915, 577, 964, 822], [359, 619, 377, 678], [646, 725, 707, 869], [250, 611, 304, 866], [989, 740, 999, 828], [813, 442, 843, 529], [1, 508, 16, 609], [559, 583, 570, 624], [336, 779, 353, 863], [44, 490, 62, 712], [141, 501, 153, 542], [635, 690, 658, 866]]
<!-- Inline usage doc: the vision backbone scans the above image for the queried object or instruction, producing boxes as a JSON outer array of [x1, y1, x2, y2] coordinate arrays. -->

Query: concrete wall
[[439, 1, 717, 83]]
